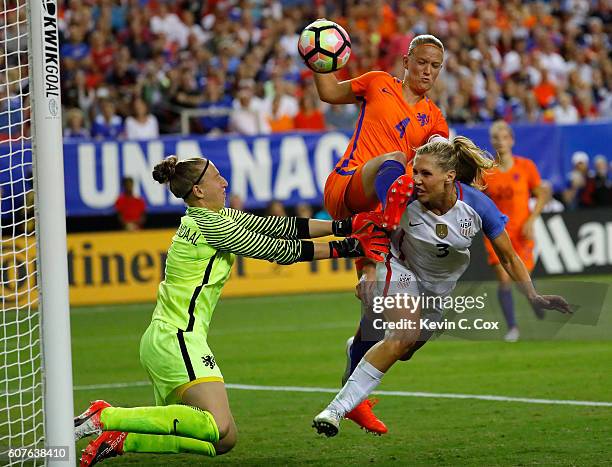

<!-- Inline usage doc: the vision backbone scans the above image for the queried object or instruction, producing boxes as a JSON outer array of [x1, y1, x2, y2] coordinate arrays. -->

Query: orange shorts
[[324, 165, 381, 220], [484, 231, 535, 272]]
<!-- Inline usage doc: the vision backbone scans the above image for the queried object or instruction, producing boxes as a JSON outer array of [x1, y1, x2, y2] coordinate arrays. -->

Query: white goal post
[[0, 0, 74, 465]]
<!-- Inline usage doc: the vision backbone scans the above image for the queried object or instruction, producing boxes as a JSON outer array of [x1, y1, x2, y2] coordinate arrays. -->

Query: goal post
[[27, 0, 74, 464]]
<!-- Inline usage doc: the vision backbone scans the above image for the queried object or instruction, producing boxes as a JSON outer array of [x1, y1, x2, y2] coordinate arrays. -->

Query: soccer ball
[[297, 19, 351, 74]]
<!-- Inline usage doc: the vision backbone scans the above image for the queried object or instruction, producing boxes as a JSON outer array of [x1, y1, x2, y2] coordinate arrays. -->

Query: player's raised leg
[[349, 151, 414, 230]]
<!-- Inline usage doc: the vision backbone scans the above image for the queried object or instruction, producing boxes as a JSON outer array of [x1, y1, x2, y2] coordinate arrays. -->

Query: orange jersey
[[483, 156, 542, 234], [334, 71, 448, 175]]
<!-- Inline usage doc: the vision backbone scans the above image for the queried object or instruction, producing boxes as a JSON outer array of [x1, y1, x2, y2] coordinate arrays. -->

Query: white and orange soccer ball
[[297, 19, 351, 74]]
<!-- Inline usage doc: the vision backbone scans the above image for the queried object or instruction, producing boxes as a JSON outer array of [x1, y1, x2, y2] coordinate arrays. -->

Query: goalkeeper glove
[[329, 229, 390, 262], [332, 211, 386, 236]]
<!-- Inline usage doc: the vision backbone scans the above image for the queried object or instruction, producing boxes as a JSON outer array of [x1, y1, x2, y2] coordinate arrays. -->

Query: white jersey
[[389, 182, 508, 295]]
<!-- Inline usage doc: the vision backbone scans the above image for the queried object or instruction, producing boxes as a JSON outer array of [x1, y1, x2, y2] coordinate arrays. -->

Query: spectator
[[199, 79, 233, 135], [553, 92, 580, 124], [295, 202, 313, 218], [586, 155, 612, 207], [294, 93, 326, 131], [115, 177, 146, 231], [60, 23, 90, 70], [46, 0, 612, 136], [62, 70, 95, 118], [89, 31, 115, 77], [562, 151, 590, 209], [229, 80, 270, 135], [170, 67, 204, 108], [522, 91, 543, 123], [64, 108, 91, 139], [532, 69, 557, 109], [122, 17, 153, 62], [125, 98, 159, 140], [324, 104, 359, 130], [575, 90, 599, 120], [446, 92, 473, 124], [150, 2, 188, 49], [262, 78, 298, 132], [229, 193, 245, 211], [92, 98, 124, 139], [264, 93, 295, 133], [265, 200, 286, 217]]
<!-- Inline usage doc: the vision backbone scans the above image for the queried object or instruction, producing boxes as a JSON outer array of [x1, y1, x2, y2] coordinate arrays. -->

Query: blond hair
[[416, 136, 495, 190], [152, 156, 207, 200], [489, 120, 514, 139], [408, 34, 444, 55]]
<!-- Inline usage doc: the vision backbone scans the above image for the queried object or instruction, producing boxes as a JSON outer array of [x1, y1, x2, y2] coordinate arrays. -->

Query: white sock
[[327, 359, 385, 417]]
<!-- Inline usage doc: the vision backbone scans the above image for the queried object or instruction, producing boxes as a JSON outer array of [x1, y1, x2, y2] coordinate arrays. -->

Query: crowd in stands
[[1, 0, 611, 222], [2, 0, 610, 141]]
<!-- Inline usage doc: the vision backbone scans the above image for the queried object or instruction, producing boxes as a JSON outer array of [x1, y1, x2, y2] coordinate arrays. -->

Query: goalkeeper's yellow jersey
[[152, 207, 305, 333]]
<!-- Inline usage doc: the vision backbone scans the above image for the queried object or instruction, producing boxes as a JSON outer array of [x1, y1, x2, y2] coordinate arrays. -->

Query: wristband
[[329, 238, 363, 258], [331, 217, 352, 237]]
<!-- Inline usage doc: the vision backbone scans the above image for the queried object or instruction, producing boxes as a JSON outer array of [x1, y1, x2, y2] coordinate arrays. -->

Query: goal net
[[1, 1, 74, 465], [0, 0, 44, 464]]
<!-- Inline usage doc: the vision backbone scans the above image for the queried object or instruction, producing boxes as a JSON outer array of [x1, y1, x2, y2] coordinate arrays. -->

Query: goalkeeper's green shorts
[[140, 319, 224, 406]]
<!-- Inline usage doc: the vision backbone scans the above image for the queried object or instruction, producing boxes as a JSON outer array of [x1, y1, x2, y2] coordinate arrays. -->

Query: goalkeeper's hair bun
[[152, 156, 178, 184]]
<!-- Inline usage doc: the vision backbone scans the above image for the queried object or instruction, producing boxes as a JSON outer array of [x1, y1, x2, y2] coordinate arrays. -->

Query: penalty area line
[[72, 381, 612, 408]]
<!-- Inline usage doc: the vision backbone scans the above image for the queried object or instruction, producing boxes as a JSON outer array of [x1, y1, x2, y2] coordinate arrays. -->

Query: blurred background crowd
[[2, 0, 609, 140]]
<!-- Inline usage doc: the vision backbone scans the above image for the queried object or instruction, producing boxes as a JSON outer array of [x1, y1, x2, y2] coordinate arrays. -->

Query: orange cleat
[[80, 430, 127, 467], [74, 400, 111, 441], [345, 399, 388, 435], [382, 175, 414, 230]]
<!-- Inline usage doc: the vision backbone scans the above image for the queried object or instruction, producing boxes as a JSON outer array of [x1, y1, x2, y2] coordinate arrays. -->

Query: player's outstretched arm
[[223, 207, 385, 240], [491, 231, 572, 314], [308, 212, 387, 238], [313, 73, 357, 104]]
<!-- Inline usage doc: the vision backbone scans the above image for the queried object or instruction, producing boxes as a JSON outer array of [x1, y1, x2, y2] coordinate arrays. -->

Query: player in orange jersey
[[311, 34, 449, 434], [483, 121, 552, 342]]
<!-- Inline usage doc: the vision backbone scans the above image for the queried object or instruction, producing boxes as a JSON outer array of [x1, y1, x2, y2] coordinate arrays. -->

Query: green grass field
[[71, 280, 612, 466]]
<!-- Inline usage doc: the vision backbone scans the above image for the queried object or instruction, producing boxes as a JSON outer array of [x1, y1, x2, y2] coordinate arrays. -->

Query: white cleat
[[504, 327, 520, 343], [312, 409, 342, 437]]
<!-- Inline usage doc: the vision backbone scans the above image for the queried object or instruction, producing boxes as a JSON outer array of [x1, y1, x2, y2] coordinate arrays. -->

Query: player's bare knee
[[215, 425, 237, 455], [385, 335, 416, 359], [214, 418, 232, 439]]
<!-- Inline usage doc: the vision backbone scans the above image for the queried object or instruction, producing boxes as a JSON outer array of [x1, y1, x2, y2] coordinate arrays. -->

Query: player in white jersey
[[313, 136, 571, 437]]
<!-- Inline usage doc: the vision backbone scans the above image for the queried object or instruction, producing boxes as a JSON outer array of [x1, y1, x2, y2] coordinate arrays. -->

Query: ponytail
[[415, 136, 495, 190]]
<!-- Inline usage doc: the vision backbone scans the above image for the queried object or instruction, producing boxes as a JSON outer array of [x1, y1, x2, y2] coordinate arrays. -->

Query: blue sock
[[498, 286, 516, 329], [349, 334, 377, 374], [374, 160, 405, 207]]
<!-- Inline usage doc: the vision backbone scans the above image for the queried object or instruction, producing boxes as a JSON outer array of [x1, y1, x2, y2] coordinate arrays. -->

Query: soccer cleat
[[312, 408, 342, 437], [345, 399, 388, 435], [382, 175, 414, 230], [504, 327, 520, 343], [80, 431, 127, 467], [74, 400, 111, 441]]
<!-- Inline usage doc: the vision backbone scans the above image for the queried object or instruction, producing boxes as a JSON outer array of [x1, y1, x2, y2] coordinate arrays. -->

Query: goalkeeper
[[74, 155, 389, 466]]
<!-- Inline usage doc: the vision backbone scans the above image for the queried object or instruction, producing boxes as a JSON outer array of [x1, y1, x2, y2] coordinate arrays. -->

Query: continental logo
[[67, 241, 168, 286], [1, 230, 356, 306]]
